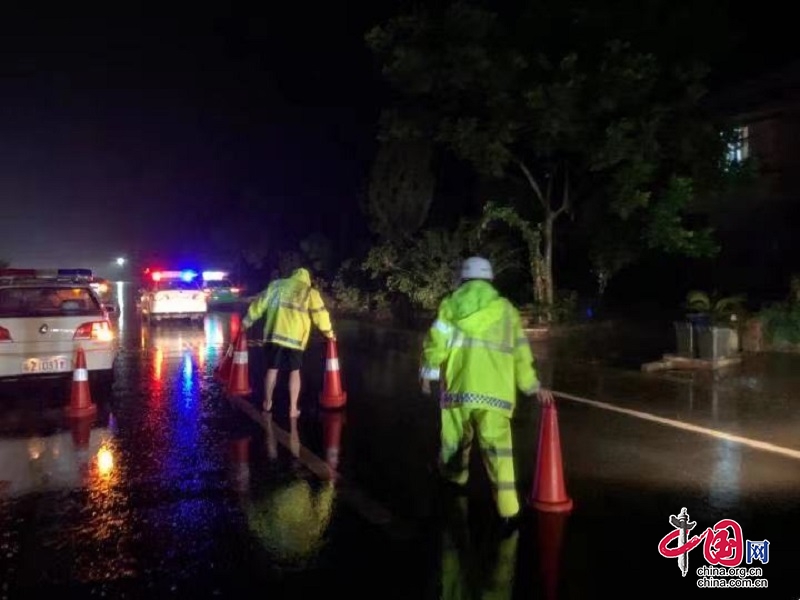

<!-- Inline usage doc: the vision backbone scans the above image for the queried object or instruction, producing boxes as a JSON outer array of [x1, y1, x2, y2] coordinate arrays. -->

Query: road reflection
[[440, 496, 519, 600]]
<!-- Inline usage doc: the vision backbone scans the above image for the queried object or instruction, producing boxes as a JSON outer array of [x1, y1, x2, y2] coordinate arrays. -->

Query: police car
[[139, 270, 207, 323], [0, 268, 117, 384]]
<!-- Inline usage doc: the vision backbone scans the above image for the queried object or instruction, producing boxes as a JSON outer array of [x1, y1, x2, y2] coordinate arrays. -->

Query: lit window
[[727, 126, 750, 163]]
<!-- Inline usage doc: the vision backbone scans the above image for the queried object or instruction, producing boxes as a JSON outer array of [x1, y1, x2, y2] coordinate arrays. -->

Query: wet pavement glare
[[0, 283, 798, 598]]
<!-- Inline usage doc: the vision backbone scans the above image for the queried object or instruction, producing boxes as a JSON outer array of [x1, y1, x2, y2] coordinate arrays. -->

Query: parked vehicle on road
[[202, 271, 243, 308], [0, 269, 117, 387]]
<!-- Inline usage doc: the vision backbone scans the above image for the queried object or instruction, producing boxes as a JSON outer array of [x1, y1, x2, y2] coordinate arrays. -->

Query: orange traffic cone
[[214, 339, 234, 383], [226, 329, 252, 397], [529, 401, 573, 513], [537, 511, 569, 600], [67, 347, 97, 419], [322, 410, 344, 474], [229, 312, 241, 342], [319, 338, 347, 409]]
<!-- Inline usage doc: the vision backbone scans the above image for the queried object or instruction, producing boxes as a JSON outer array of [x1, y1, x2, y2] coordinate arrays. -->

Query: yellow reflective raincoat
[[420, 280, 539, 414], [242, 268, 333, 350], [420, 279, 540, 518]]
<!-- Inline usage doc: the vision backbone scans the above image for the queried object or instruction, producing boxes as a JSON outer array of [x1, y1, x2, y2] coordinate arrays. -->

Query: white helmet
[[460, 256, 494, 281]]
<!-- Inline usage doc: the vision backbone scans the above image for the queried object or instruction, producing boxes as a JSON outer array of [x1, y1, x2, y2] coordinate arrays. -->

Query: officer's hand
[[536, 388, 555, 406], [421, 378, 432, 396]]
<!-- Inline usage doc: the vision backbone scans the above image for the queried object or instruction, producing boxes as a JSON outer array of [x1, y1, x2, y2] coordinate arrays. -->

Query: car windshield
[[0, 286, 102, 318], [153, 280, 201, 291], [205, 280, 233, 289]]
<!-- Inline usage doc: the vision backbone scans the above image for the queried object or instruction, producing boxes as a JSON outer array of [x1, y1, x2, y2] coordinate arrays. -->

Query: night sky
[[0, 4, 794, 276], [0, 8, 393, 273]]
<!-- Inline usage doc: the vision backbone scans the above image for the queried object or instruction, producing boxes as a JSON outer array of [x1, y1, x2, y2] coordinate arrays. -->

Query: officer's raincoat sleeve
[[308, 288, 334, 338], [242, 283, 275, 329], [420, 299, 453, 381], [511, 307, 539, 395]]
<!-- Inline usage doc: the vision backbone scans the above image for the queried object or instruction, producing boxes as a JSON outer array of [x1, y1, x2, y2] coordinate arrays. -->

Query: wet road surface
[[1, 283, 798, 598]]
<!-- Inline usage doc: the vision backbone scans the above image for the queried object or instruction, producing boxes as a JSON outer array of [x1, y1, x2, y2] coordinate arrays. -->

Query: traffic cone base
[[226, 331, 252, 397], [67, 347, 97, 419], [532, 497, 574, 513], [67, 403, 97, 419], [320, 340, 347, 409], [69, 413, 94, 448], [529, 402, 573, 513], [319, 390, 347, 408]]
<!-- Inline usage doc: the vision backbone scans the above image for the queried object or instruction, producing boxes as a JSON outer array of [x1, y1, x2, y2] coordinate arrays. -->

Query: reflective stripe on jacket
[[420, 280, 539, 417], [242, 268, 333, 350]]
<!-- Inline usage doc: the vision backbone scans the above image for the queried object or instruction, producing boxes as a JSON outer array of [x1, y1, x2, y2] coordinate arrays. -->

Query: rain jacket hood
[[448, 280, 505, 334], [291, 268, 311, 286]]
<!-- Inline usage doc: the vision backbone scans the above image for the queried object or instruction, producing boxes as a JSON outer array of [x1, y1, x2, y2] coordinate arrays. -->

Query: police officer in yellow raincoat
[[420, 257, 553, 524], [242, 268, 335, 417]]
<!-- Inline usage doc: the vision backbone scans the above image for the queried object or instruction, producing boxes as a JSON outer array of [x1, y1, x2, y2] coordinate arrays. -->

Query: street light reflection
[[97, 445, 114, 478]]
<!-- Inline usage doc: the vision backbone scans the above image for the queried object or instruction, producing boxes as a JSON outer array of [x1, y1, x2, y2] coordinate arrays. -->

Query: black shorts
[[264, 343, 303, 371]]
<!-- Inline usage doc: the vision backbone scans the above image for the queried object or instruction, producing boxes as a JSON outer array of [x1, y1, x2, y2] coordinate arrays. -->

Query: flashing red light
[[152, 272, 162, 281]]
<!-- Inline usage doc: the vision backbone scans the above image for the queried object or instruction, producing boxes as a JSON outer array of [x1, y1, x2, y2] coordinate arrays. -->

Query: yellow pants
[[440, 407, 520, 518]]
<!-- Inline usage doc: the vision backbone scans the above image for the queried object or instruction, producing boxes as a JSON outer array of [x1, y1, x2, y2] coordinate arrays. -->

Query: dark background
[[0, 4, 795, 279]]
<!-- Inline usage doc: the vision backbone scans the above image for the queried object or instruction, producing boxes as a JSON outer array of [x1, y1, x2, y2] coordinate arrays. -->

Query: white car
[[0, 270, 117, 384], [139, 270, 207, 323]]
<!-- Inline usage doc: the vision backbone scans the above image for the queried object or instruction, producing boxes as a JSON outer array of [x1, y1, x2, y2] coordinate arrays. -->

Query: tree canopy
[[366, 1, 733, 313]]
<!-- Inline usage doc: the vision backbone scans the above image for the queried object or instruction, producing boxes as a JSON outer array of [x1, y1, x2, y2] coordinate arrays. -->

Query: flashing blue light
[[180, 270, 198, 282]]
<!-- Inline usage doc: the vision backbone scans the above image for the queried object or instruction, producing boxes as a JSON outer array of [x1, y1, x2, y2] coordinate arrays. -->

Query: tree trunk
[[542, 215, 555, 307]]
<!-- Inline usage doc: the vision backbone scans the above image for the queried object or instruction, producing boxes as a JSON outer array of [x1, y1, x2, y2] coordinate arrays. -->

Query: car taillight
[[0, 326, 12, 342], [231, 288, 240, 294], [74, 321, 113, 342]]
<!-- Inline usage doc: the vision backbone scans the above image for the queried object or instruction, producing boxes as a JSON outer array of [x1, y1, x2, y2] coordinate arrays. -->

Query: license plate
[[23, 356, 70, 373]]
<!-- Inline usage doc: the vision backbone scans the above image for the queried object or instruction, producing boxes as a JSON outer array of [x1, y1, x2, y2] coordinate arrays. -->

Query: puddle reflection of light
[[205, 316, 225, 346], [182, 352, 194, 408], [97, 445, 114, 478], [116, 282, 125, 332], [198, 342, 206, 372], [204, 316, 225, 373], [154, 347, 163, 382], [28, 438, 45, 460], [140, 324, 149, 350], [710, 439, 741, 507]]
